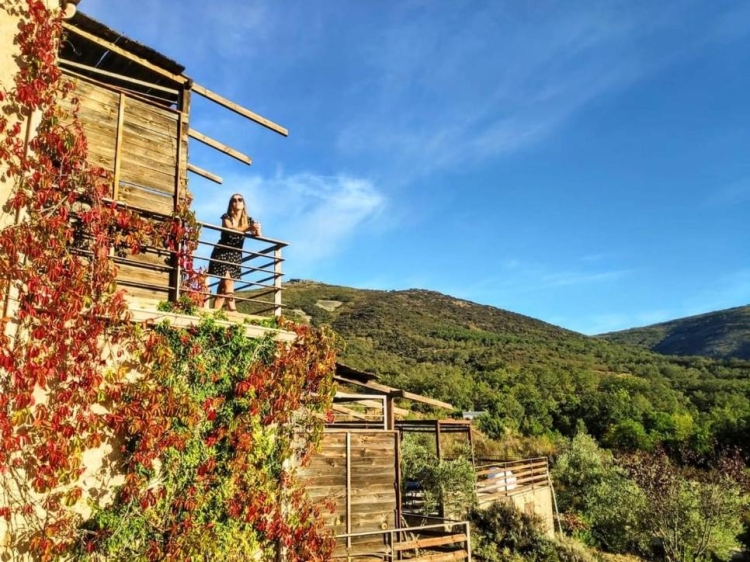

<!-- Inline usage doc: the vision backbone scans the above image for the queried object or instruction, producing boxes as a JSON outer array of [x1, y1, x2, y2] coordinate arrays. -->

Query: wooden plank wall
[[58, 73, 184, 300], [301, 431, 398, 538]]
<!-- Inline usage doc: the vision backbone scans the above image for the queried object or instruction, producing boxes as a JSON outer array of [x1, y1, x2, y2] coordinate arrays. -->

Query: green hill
[[599, 305, 750, 360], [241, 281, 750, 455]]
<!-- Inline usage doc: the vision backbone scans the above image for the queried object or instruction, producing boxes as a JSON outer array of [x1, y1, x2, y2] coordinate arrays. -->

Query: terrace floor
[[124, 295, 296, 342]]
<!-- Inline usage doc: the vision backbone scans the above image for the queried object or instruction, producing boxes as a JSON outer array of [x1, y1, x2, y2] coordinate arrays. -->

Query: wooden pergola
[[333, 363, 455, 431]]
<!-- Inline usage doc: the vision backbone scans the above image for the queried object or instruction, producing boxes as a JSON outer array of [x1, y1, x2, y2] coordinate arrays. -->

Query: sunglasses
[[231, 197, 244, 202]]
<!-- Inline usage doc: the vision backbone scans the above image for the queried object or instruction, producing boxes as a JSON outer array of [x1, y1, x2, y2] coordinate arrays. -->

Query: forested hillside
[[599, 304, 750, 360], [251, 281, 750, 457]]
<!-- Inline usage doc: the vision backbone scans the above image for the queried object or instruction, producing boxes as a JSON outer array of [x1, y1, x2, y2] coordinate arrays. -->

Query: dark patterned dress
[[208, 214, 245, 280]]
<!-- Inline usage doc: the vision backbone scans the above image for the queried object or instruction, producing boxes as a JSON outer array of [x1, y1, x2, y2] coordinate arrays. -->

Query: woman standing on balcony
[[208, 193, 261, 311]]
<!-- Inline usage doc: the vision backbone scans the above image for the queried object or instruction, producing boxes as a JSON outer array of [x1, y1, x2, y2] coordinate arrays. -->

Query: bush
[[470, 501, 601, 561], [470, 501, 558, 561]]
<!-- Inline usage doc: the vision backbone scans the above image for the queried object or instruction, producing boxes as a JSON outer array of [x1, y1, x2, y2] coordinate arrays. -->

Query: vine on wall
[[0, 1, 336, 560], [83, 319, 336, 561]]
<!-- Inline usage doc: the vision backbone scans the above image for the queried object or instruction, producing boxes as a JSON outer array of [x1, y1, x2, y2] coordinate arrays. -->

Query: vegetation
[[0, 5, 336, 560], [470, 501, 597, 562], [599, 305, 750, 360], [81, 318, 337, 561], [277, 282, 750, 460], [553, 434, 749, 561], [400, 436, 476, 518]]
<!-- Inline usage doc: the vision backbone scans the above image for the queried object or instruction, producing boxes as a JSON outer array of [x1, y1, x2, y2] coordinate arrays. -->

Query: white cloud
[[190, 171, 386, 273], [333, 1, 740, 184], [542, 270, 630, 288]]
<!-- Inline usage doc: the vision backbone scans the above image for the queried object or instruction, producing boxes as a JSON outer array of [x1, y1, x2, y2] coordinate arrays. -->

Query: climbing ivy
[[0, 2, 336, 560], [81, 319, 337, 561]]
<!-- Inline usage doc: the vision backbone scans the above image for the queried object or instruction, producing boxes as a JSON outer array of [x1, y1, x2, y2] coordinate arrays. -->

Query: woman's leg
[[213, 273, 230, 310], [225, 277, 236, 311]]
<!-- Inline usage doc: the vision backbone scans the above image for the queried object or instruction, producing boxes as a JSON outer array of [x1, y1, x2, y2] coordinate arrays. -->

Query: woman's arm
[[244, 219, 261, 236]]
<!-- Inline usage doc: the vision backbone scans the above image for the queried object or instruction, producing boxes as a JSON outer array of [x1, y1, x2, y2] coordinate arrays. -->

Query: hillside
[[241, 281, 750, 455], [599, 305, 750, 360]]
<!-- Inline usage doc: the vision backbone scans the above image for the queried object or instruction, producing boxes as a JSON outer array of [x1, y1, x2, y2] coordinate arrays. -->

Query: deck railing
[[192, 221, 286, 316], [96, 207, 286, 316], [474, 457, 549, 506], [333, 519, 471, 561]]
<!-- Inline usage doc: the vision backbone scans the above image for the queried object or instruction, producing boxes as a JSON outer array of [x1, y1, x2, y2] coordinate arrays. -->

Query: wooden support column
[[346, 432, 352, 551], [436, 422, 444, 519], [169, 86, 190, 303], [468, 424, 476, 469], [112, 93, 125, 200], [394, 430, 402, 533]]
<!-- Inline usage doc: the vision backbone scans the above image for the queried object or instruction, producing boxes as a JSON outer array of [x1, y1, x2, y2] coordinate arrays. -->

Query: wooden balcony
[[57, 64, 288, 317]]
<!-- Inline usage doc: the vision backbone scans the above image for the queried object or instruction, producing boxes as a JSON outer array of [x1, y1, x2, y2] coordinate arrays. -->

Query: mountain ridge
[[599, 304, 750, 360], [241, 281, 750, 454]]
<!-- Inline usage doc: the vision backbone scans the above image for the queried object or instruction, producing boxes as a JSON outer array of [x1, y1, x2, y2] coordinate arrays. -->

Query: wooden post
[[386, 395, 395, 430], [273, 246, 282, 316], [346, 432, 352, 551], [394, 430, 402, 534], [468, 425, 475, 469], [169, 86, 191, 303], [436, 422, 444, 518], [112, 93, 125, 200]]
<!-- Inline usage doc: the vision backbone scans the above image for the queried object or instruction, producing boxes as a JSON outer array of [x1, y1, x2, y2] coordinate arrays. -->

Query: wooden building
[[54, 10, 289, 315], [302, 364, 558, 559], [300, 364, 473, 561]]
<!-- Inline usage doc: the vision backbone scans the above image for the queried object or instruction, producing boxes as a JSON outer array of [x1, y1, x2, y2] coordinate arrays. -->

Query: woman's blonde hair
[[226, 193, 249, 229]]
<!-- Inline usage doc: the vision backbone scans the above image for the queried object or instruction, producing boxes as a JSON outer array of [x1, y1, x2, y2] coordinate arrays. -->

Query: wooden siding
[[58, 72, 185, 300], [301, 431, 398, 539]]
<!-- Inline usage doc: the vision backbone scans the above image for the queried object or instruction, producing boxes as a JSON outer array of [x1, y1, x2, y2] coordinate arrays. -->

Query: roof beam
[[59, 58, 180, 95], [189, 129, 252, 165], [334, 375, 454, 410], [187, 163, 223, 184], [62, 22, 187, 85], [192, 83, 288, 137]]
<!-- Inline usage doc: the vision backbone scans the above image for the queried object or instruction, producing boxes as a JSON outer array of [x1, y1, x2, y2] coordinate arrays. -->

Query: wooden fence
[[474, 457, 549, 507], [300, 431, 400, 540]]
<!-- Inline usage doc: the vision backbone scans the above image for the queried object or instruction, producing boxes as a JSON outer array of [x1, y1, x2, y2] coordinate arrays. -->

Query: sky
[[80, 0, 750, 335]]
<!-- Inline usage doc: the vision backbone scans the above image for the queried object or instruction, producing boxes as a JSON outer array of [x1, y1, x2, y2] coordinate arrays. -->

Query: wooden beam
[[331, 404, 369, 421], [187, 163, 223, 184], [333, 374, 454, 410], [62, 22, 187, 85], [188, 129, 252, 165], [355, 399, 409, 417], [58, 58, 180, 95], [192, 82, 288, 137]]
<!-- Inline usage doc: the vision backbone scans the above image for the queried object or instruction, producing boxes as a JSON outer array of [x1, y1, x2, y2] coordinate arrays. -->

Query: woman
[[208, 194, 261, 311]]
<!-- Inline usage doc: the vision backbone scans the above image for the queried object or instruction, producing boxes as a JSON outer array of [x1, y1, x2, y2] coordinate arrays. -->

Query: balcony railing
[[97, 207, 286, 316], [474, 457, 550, 506], [193, 221, 286, 316]]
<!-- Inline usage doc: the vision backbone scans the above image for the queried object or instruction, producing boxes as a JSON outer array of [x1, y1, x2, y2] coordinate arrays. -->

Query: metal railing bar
[[196, 221, 288, 248], [196, 256, 281, 278], [198, 241, 286, 264]]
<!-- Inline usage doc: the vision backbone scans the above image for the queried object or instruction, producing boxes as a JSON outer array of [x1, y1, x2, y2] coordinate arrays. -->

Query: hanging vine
[[0, 1, 336, 560]]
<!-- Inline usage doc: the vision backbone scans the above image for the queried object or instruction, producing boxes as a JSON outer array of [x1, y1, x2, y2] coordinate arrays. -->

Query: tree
[[623, 450, 747, 562]]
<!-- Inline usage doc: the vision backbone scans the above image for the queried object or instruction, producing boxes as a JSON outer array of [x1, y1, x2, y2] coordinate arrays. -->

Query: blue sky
[[81, 0, 750, 335]]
